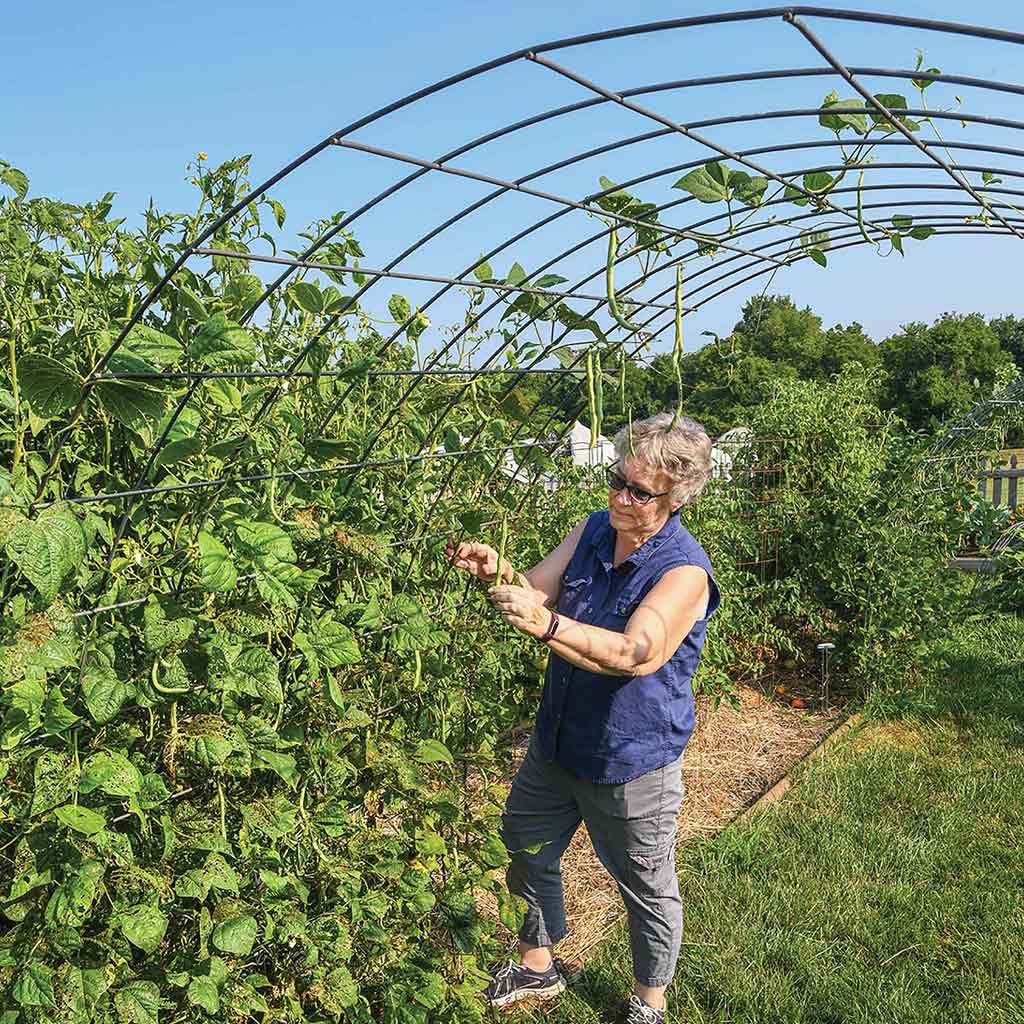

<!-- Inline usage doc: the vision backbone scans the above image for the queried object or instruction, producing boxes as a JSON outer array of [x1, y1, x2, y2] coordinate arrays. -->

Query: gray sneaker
[[483, 958, 566, 1007], [622, 993, 666, 1024]]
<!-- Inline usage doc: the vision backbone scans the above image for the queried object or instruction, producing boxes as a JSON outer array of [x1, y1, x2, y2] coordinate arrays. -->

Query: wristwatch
[[538, 610, 560, 644]]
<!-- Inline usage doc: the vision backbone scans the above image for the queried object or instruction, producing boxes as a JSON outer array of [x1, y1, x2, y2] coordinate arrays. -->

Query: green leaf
[[321, 967, 359, 1010], [1, 166, 30, 200], [188, 976, 220, 1014], [473, 258, 493, 282], [93, 380, 169, 443], [125, 324, 183, 367], [234, 520, 295, 565], [388, 294, 411, 323], [233, 646, 283, 704], [802, 171, 835, 195], [306, 616, 361, 669], [212, 914, 257, 956], [672, 162, 731, 203], [189, 313, 257, 368], [143, 597, 196, 654], [81, 664, 129, 725], [909, 225, 935, 240], [55, 803, 106, 836], [255, 749, 298, 787], [197, 532, 237, 592], [204, 853, 239, 893], [16, 354, 82, 419], [6, 508, 87, 605], [730, 172, 768, 207], [31, 750, 77, 814], [892, 214, 914, 229], [120, 903, 169, 954], [480, 834, 510, 868], [13, 962, 55, 1008], [783, 183, 809, 207], [506, 262, 527, 287], [80, 750, 143, 797], [267, 198, 287, 228], [114, 980, 160, 1024], [291, 282, 324, 315], [807, 249, 828, 268], [414, 739, 453, 765], [818, 91, 868, 134]]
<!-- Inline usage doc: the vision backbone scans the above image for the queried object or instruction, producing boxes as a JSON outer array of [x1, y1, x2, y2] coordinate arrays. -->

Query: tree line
[[522, 295, 1024, 440]]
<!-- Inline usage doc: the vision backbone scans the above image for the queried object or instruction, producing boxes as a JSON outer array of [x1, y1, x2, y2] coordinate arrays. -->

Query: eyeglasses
[[605, 465, 669, 506]]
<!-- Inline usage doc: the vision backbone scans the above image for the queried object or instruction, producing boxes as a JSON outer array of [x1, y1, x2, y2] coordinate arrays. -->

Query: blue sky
[[5, 0, 1024, 356]]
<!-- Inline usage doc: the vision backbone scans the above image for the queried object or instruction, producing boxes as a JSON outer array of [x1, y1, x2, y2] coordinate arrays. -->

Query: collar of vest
[[590, 509, 682, 573]]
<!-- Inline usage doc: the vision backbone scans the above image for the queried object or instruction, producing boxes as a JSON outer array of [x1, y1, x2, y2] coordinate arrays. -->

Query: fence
[[979, 450, 1024, 508]]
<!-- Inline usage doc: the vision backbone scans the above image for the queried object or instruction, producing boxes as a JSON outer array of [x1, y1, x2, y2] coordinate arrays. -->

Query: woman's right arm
[[446, 516, 588, 608]]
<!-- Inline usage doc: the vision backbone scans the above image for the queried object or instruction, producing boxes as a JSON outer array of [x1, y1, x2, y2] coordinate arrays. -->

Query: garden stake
[[817, 642, 835, 710]]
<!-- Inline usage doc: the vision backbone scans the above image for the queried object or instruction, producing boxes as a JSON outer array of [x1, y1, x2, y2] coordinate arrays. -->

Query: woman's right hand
[[446, 541, 507, 582]]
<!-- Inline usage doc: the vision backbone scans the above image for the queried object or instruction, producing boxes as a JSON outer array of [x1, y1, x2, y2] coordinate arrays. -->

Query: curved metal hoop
[[36, 6, 1024, 616]]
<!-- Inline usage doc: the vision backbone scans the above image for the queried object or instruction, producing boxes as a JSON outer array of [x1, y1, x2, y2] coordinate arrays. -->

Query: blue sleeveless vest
[[533, 509, 720, 784]]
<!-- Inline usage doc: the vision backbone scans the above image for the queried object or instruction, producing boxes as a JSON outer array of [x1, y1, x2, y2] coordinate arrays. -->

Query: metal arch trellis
[[28, 6, 1024, 631]]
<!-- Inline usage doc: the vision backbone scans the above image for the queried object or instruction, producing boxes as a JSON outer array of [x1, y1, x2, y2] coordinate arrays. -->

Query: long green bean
[[606, 227, 640, 333], [670, 264, 685, 429]]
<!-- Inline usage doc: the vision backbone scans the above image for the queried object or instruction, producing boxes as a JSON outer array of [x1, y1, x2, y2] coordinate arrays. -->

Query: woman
[[447, 411, 720, 1024]]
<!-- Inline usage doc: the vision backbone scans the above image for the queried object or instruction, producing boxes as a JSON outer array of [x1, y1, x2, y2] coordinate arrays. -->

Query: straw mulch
[[474, 685, 842, 975]]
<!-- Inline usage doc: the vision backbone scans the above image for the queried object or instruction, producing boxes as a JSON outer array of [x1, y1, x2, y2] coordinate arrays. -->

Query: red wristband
[[538, 610, 560, 644]]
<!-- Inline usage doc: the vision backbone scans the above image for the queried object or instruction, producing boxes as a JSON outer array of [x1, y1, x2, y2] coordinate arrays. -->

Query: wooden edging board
[[735, 712, 865, 823]]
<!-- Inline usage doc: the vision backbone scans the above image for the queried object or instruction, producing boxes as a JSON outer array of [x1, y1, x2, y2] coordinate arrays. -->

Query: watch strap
[[538, 610, 560, 644]]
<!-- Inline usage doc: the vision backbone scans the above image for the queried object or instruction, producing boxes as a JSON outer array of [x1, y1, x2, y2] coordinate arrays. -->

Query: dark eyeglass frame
[[605, 465, 670, 506]]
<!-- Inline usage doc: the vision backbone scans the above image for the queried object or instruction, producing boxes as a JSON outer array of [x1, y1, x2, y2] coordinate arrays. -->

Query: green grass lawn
[[507, 613, 1024, 1024]]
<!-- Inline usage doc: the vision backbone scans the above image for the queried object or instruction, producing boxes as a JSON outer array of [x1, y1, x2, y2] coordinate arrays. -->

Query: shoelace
[[627, 994, 664, 1024], [491, 959, 543, 995]]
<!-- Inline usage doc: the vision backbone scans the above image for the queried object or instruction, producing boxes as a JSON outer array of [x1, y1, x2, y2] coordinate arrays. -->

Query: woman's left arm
[[489, 564, 710, 677]]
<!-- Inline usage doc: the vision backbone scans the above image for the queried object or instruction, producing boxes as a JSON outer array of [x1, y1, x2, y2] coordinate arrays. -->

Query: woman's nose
[[613, 486, 633, 507]]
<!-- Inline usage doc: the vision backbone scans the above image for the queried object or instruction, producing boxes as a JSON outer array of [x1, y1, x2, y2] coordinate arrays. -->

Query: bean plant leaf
[[5, 507, 87, 605], [473, 258, 493, 282], [291, 282, 324, 315], [189, 313, 257, 368], [188, 976, 220, 1014], [212, 914, 257, 955], [802, 171, 835, 195], [125, 324, 184, 367], [388, 294, 411, 323], [480, 834, 510, 868], [114, 980, 160, 1024], [673, 162, 731, 203], [81, 664, 130, 724], [16, 354, 83, 419], [13, 962, 55, 1008], [818, 91, 868, 134], [198, 532, 238, 592], [93, 380, 169, 443], [1, 166, 30, 200], [55, 803, 106, 836], [729, 171, 768, 208], [120, 903, 169, 954], [414, 739, 454, 765], [80, 750, 143, 797]]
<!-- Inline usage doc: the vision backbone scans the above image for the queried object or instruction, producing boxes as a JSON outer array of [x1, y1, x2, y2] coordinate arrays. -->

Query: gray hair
[[612, 411, 712, 507]]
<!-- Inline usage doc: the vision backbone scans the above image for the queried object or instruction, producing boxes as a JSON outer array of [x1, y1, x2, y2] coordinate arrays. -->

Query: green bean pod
[[606, 227, 640, 333], [586, 349, 598, 449], [670, 264, 685, 429], [594, 351, 604, 440], [495, 513, 509, 585]]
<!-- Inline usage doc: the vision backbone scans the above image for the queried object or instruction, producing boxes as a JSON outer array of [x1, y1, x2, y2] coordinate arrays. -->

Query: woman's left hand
[[488, 584, 550, 638]]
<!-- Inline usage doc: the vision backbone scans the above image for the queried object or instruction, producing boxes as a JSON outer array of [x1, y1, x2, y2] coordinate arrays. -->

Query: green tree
[[879, 312, 1015, 428], [988, 314, 1024, 372], [675, 295, 881, 434]]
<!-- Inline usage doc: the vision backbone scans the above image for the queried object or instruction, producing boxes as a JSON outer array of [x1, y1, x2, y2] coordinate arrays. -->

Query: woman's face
[[607, 456, 678, 534]]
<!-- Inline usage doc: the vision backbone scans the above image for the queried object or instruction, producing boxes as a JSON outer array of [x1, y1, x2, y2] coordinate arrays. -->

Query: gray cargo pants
[[500, 731, 685, 988]]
